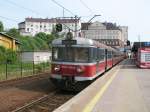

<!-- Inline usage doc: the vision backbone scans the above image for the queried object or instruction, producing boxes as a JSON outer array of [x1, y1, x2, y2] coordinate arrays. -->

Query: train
[[136, 47, 150, 68], [50, 36, 125, 91], [132, 42, 150, 68]]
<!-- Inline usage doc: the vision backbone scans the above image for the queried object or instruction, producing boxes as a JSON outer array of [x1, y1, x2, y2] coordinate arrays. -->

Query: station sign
[[62, 40, 77, 45]]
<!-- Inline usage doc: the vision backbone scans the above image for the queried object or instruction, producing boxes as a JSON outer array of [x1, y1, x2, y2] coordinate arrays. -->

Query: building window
[[27, 28, 29, 32]]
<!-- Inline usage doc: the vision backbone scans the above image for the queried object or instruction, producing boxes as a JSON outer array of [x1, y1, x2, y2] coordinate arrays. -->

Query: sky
[[0, 0, 150, 42]]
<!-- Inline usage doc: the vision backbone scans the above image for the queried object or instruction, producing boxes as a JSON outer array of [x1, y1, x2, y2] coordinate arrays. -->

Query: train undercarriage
[[50, 77, 92, 91]]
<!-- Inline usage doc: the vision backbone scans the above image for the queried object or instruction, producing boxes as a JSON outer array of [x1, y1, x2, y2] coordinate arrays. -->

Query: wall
[[0, 34, 18, 50], [21, 51, 51, 64]]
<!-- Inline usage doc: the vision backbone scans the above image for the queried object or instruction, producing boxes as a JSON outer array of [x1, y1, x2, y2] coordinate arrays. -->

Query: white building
[[21, 51, 51, 64], [81, 21, 128, 48], [18, 17, 81, 36], [119, 26, 128, 45]]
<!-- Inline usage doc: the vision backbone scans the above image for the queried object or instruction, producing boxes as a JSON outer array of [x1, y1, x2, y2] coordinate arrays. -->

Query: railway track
[[0, 73, 50, 88], [12, 90, 77, 112]]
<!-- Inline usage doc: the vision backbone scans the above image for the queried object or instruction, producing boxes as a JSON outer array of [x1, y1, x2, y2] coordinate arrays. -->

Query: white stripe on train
[[51, 70, 105, 81]]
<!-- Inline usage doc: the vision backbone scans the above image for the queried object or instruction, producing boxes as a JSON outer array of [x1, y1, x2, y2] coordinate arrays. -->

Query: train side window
[[89, 47, 97, 62], [107, 50, 112, 59], [94, 48, 98, 61], [98, 48, 105, 61]]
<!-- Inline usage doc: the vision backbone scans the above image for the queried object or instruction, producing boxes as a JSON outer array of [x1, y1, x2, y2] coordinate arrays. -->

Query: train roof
[[52, 37, 116, 51], [132, 42, 150, 52]]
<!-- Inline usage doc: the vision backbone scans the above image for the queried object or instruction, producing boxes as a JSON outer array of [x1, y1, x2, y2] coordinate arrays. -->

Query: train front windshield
[[52, 47, 89, 62]]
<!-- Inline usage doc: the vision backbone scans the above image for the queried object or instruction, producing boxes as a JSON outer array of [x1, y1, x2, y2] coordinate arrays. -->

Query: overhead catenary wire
[[79, 0, 93, 14], [4, 0, 42, 16], [51, 0, 76, 16], [0, 15, 19, 23]]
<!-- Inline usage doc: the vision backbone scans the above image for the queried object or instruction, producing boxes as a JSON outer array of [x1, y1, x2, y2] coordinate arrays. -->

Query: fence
[[0, 61, 51, 81]]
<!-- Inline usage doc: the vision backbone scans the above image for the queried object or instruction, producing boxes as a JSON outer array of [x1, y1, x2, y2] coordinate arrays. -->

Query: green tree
[[6, 49, 18, 63], [20, 37, 34, 51], [0, 46, 6, 62], [6, 28, 20, 38], [34, 37, 49, 50], [46, 34, 55, 44], [0, 21, 4, 32], [0, 46, 18, 63], [35, 32, 48, 41]]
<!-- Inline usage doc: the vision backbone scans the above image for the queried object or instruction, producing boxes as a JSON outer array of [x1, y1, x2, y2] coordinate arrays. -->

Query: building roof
[[102, 22, 121, 30], [81, 23, 92, 30], [0, 32, 20, 44], [18, 21, 25, 25], [81, 22, 121, 30], [24, 18, 80, 23]]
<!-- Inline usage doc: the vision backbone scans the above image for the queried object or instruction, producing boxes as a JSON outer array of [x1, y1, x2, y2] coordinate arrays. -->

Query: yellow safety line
[[82, 69, 120, 112]]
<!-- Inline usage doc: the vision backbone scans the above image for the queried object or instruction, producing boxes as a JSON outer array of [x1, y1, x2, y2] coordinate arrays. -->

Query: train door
[[111, 50, 113, 67], [112, 51, 114, 66], [105, 49, 107, 71], [96, 48, 99, 73]]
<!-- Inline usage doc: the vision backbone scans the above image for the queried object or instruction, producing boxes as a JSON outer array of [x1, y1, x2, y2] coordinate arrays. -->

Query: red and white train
[[50, 37, 124, 91], [136, 47, 150, 68]]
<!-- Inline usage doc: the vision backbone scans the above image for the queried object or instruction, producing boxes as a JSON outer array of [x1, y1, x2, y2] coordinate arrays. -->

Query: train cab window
[[52, 47, 65, 61], [65, 47, 74, 61], [74, 48, 89, 62], [52, 47, 89, 62]]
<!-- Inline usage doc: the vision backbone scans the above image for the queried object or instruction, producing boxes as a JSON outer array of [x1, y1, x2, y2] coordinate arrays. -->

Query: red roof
[[25, 18, 79, 23]]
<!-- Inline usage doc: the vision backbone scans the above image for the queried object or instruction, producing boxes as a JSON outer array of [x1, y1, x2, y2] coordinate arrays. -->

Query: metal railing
[[0, 61, 51, 81]]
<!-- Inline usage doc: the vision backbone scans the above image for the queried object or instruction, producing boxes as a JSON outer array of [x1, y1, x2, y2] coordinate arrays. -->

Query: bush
[[0, 46, 18, 63]]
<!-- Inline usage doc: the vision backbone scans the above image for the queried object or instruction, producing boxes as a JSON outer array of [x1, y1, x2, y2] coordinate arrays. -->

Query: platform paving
[[93, 59, 150, 112], [54, 59, 150, 112]]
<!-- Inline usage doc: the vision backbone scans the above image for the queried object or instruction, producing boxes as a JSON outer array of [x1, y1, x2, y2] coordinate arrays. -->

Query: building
[[0, 32, 20, 51], [119, 26, 128, 45], [18, 17, 81, 36], [21, 51, 51, 64], [81, 21, 128, 49]]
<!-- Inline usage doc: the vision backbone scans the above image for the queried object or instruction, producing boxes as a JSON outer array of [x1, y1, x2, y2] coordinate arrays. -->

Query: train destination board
[[62, 40, 77, 45]]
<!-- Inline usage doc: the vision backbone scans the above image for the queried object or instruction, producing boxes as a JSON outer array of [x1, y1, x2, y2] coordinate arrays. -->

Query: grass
[[0, 62, 51, 81]]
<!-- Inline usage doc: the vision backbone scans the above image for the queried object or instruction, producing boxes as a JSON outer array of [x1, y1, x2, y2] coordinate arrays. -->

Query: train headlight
[[77, 66, 85, 73], [54, 65, 60, 72]]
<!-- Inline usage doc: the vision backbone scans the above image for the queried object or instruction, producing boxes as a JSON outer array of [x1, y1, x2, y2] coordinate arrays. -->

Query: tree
[[0, 21, 4, 32], [0, 46, 6, 62], [6, 28, 20, 38], [46, 34, 55, 44], [35, 32, 48, 41]]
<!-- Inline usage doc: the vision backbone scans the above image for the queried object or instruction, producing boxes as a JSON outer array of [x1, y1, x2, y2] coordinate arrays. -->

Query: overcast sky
[[0, 0, 150, 42]]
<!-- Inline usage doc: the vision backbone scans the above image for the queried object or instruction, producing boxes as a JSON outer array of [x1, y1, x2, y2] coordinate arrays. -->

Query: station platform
[[54, 59, 150, 112]]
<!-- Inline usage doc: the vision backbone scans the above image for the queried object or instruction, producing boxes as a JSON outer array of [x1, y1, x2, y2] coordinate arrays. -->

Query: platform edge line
[[82, 68, 120, 112]]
